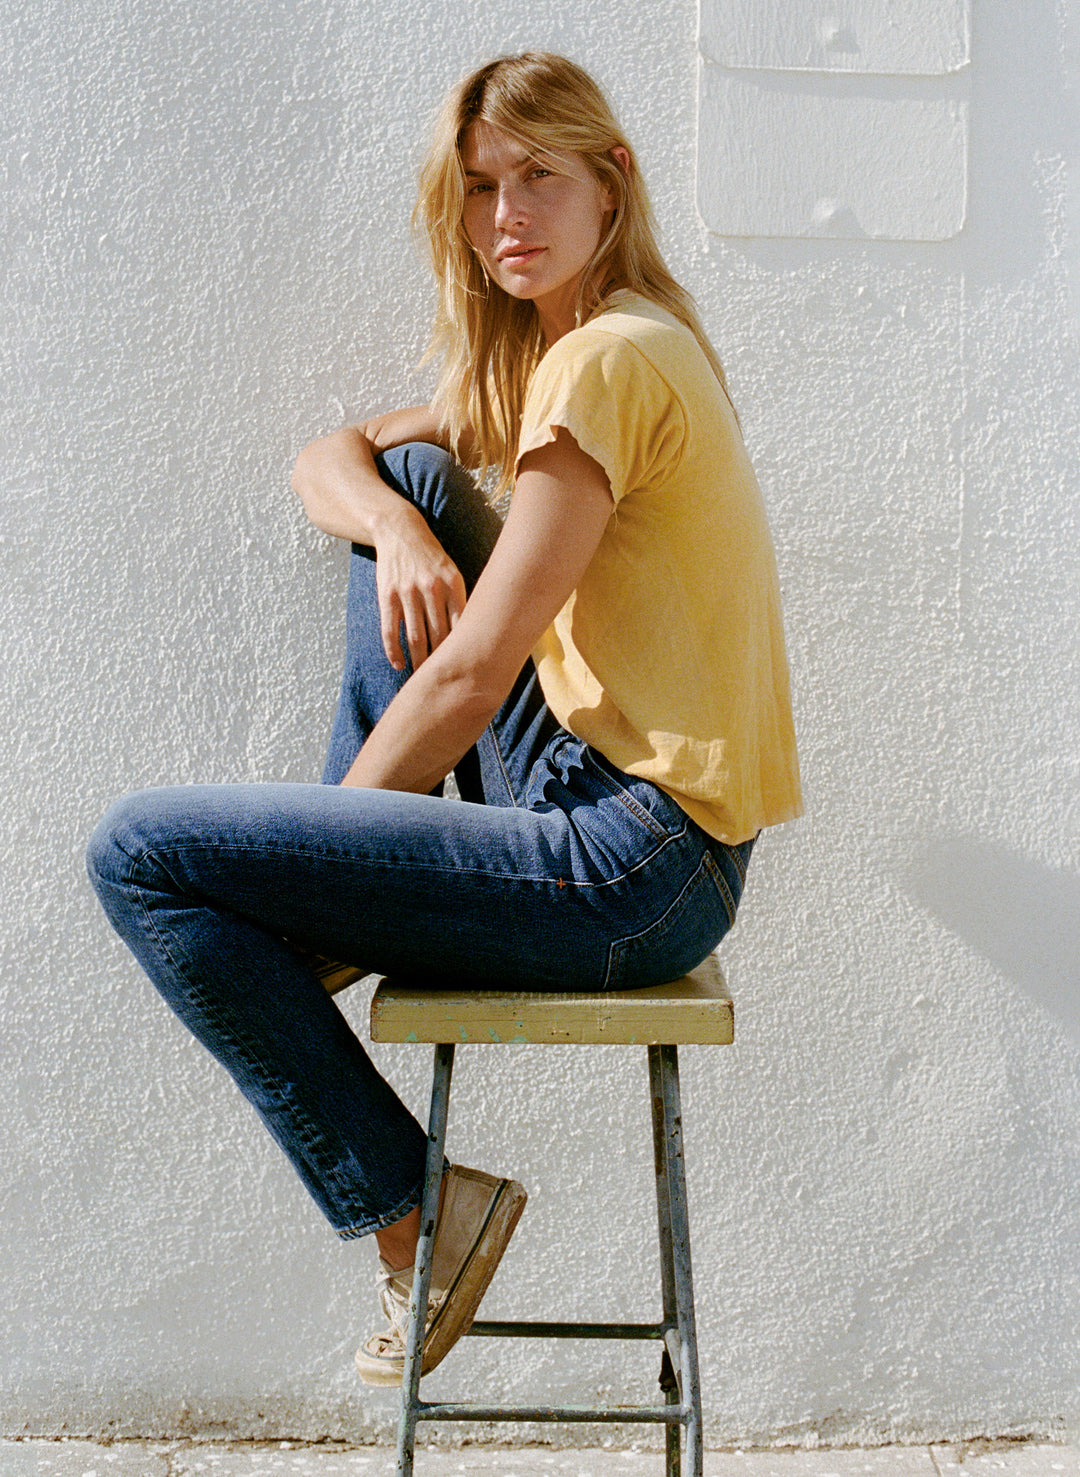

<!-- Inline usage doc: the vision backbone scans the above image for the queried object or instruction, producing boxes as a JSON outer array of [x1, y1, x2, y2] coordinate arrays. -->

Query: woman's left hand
[[372, 505, 468, 671]]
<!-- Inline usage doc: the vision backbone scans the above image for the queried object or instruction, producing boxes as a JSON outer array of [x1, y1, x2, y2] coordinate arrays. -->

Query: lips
[[497, 245, 544, 262]]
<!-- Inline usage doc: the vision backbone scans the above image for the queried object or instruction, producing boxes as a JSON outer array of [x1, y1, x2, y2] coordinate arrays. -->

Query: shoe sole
[[423, 1177, 527, 1373], [282, 939, 365, 996], [354, 1178, 526, 1387]]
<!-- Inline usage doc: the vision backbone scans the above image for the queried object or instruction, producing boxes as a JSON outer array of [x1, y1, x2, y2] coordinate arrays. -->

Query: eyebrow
[[463, 150, 534, 178]]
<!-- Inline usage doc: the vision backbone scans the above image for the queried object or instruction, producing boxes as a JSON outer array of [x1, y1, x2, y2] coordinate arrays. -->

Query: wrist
[[369, 496, 428, 551]]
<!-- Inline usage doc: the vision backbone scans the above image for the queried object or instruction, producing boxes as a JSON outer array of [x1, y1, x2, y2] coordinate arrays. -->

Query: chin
[[495, 282, 543, 305]]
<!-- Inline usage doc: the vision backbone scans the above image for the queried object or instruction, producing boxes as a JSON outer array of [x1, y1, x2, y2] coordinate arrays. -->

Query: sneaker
[[354, 1165, 527, 1386]]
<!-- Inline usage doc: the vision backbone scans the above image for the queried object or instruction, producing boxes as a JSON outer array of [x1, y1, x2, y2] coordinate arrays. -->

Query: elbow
[[291, 436, 336, 531], [428, 644, 517, 729], [443, 667, 506, 730], [291, 440, 316, 507], [291, 424, 370, 529]]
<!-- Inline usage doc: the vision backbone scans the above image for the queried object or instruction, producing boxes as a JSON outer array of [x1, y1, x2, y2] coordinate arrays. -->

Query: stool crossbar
[[368, 957, 733, 1477]]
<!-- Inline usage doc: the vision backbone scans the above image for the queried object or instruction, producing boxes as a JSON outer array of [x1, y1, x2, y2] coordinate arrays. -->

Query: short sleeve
[[516, 328, 686, 503]]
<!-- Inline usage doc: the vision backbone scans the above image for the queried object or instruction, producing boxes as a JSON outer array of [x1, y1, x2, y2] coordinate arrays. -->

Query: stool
[[368, 954, 734, 1477]]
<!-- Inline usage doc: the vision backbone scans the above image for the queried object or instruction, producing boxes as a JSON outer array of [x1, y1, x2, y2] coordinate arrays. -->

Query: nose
[[494, 182, 527, 233]]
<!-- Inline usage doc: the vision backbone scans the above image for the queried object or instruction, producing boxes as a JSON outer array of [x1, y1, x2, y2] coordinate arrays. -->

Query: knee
[[373, 443, 500, 587], [85, 789, 158, 899], [374, 442, 471, 525]]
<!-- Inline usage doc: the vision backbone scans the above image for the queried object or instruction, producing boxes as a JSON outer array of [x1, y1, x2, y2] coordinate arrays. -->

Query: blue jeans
[[86, 444, 753, 1239]]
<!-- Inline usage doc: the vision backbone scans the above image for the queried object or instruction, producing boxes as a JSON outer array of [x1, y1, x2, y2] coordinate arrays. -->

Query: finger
[[425, 590, 452, 650], [446, 571, 467, 630], [380, 592, 406, 671], [401, 590, 430, 670], [426, 567, 468, 649]]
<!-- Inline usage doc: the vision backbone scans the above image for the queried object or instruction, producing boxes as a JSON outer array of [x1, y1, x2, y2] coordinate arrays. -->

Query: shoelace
[[371, 1264, 447, 1354]]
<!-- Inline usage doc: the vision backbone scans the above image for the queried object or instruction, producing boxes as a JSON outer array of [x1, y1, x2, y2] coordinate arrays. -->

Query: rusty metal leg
[[649, 1046, 682, 1477], [396, 1042, 455, 1476], [659, 1044, 702, 1477]]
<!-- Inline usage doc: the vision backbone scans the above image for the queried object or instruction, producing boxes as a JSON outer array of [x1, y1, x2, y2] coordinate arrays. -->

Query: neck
[[535, 287, 580, 346], [536, 273, 622, 346]]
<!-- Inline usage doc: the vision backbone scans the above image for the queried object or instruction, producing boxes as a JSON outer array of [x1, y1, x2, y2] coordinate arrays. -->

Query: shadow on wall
[[908, 836, 1080, 1046]]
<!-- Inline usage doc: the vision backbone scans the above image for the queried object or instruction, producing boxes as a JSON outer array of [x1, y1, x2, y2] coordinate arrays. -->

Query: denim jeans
[[86, 443, 753, 1239]]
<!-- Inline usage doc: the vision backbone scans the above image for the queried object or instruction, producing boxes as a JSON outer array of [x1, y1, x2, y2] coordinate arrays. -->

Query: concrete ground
[[1, 1441, 1077, 1477]]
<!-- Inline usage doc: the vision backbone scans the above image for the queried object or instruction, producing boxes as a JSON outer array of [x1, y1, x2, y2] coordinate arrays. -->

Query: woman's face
[[460, 120, 618, 343]]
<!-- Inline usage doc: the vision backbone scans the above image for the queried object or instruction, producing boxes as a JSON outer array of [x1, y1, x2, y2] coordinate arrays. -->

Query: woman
[[87, 52, 801, 1387]]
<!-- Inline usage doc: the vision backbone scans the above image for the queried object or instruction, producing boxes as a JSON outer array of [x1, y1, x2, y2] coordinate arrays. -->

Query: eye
[[466, 181, 494, 195]]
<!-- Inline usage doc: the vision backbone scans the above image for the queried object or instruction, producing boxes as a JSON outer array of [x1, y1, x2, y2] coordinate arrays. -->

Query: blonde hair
[[414, 52, 733, 494]]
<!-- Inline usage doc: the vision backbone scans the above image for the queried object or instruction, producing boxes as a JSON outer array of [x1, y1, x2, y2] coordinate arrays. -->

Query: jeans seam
[[703, 850, 737, 929], [581, 748, 684, 843], [131, 835, 686, 895], [724, 840, 749, 885], [605, 852, 717, 987], [484, 720, 523, 808]]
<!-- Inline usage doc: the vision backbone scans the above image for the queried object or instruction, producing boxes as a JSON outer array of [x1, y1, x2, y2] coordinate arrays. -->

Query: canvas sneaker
[[354, 1164, 527, 1386]]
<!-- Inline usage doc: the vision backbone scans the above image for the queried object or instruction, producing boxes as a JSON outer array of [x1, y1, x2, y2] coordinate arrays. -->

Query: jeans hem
[[334, 1180, 428, 1242], [332, 1153, 451, 1241]]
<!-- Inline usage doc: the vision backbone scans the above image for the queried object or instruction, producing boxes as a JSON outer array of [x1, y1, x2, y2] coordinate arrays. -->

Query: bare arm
[[340, 427, 614, 795], [291, 406, 470, 670]]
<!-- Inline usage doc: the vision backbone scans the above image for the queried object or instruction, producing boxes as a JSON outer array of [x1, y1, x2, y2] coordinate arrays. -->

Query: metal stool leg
[[659, 1044, 703, 1477], [649, 1046, 682, 1477], [392, 1036, 706, 1472], [396, 1042, 455, 1477]]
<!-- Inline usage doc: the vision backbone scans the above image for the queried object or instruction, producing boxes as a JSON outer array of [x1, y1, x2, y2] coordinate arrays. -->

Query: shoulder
[[592, 295, 718, 386], [536, 294, 710, 402], [557, 290, 686, 353], [529, 297, 687, 405], [518, 296, 691, 503]]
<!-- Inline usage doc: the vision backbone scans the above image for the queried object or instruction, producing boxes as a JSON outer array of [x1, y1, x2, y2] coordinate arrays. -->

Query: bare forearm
[[291, 425, 419, 546], [340, 651, 500, 794]]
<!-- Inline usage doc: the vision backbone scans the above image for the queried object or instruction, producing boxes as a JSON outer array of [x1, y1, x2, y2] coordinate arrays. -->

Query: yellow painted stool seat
[[369, 954, 732, 1047]]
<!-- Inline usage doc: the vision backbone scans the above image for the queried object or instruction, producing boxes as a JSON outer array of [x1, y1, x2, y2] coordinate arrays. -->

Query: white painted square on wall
[[700, 0, 971, 75], [697, 0, 970, 239], [697, 66, 968, 239]]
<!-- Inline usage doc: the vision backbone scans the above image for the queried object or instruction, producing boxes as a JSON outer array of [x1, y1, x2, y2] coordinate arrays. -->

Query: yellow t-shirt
[[515, 292, 802, 846]]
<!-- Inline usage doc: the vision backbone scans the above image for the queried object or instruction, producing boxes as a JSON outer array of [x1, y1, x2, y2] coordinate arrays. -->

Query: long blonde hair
[[414, 52, 732, 494]]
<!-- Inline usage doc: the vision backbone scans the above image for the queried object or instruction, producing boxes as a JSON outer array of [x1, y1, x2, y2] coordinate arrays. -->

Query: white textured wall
[[2, 0, 1078, 1450]]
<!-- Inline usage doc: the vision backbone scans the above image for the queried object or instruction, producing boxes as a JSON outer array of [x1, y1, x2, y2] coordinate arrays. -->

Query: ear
[[601, 146, 631, 211]]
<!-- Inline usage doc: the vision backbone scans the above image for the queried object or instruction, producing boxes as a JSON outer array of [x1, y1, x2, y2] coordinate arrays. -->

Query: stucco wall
[[2, 0, 1077, 1450]]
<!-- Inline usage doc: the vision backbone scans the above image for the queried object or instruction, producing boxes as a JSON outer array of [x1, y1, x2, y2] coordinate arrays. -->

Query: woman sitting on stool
[[87, 51, 801, 1386]]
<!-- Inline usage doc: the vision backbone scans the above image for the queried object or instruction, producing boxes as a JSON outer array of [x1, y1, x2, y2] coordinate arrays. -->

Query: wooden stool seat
[[371, 955, 732, 1047], [369, 956, 733, 1477]]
